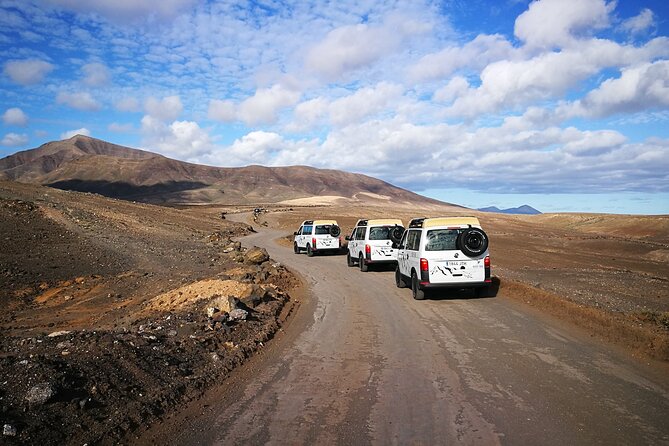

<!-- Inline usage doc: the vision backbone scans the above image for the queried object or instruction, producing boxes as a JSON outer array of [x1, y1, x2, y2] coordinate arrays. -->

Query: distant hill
[[478, 205, 542, 215], [0, 135, 451, 207]]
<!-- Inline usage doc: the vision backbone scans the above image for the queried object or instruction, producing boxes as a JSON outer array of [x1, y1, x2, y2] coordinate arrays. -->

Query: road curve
[[148, 223, 669, 445]]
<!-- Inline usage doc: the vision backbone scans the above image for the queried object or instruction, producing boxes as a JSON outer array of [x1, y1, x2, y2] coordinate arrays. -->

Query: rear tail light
[[484, 255, 491, 282], [365, 244, 371, 260], [312, 237, 317, 248], [484, 256, 490, 267], [420, 258, 429, 283]]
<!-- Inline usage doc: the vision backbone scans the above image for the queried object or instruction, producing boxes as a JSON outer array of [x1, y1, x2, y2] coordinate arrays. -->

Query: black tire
[[359, 254, 368, 272], [293, 242, 300, 254], [346, 252, 355, 267], [329, 225, 341, 237], [395, 267, 406, 288], [411, 272, 425, 300], [307, 244, 314, 257], [457, 228, 489, 257], [390, 225, 405, 244]]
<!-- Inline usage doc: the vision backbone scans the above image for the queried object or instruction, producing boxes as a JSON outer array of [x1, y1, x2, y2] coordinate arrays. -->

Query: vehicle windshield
[[369, 226, 393, 240], [315, 225, 333, 235], [425, 229, 460, 251]]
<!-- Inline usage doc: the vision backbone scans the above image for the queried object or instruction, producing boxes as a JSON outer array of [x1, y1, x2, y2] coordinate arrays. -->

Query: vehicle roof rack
[[356, 219, 368, 226]]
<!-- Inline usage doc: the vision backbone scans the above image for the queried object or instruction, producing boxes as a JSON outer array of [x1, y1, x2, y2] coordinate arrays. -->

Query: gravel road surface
[[144, 224, 669, 445]]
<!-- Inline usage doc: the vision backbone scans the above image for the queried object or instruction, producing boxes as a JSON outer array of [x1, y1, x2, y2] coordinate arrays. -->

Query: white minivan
[[345, 219, 404, 271], [395, 217, 491, 300], [293, 220, 341, 256]]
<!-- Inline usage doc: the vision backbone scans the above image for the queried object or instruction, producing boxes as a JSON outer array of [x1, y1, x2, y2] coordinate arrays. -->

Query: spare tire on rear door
[[457, 227, 489, 257], [390, 225, 405, 244], [329, 225, 341, 237]]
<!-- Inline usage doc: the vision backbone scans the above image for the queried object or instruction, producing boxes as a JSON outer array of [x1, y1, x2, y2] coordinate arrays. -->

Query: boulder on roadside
[[26, 382, 55, 405], [244, 246, 269, 265]]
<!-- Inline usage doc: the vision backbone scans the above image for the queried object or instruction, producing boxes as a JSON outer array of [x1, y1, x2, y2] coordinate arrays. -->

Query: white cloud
[[45, 0, 196, 22], [444, 38, 669, 117], [140, 115, 212, 158], [433, 76, 469, 103], [144, 95, 183, 122], [1, 132, 28, 147], [56, 91, 102, 111], [207, 99, 236, 122], [569, 61, 669, 118], [621, 8, 655, 36], [305, 14, 430, 81], [2, 107, 28, 126], [82, 62, 111, 86], [108, 122, 134, 132], [3, 59, 54, 85], [329, 82, 404, 126], [239, 85, 301, 125], [60, 128, 90, 139], [409, 34, 514, 82], [514, 0, 613, 49], [115, 97, 141, 112]]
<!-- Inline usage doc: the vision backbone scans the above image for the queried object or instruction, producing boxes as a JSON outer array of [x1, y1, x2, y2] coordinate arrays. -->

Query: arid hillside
[[0, 135, 449, 207]]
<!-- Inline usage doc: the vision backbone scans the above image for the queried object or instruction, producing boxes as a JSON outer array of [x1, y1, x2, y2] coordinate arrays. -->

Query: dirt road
[[145, 224, 669, 445]]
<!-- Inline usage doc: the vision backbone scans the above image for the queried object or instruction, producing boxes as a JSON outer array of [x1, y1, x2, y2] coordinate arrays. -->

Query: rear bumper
[[419, 279, 491, 289], [364, 258, 397, 264]]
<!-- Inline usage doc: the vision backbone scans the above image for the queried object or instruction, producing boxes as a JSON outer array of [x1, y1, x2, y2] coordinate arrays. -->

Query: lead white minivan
[[395, 217, 491, 300]]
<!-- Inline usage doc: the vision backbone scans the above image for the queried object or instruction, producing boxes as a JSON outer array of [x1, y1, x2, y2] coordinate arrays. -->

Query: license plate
[[446, 261, 467, 267]]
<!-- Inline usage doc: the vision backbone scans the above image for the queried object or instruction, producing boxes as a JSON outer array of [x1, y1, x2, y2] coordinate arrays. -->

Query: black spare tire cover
[[390, 225, 405, 244], [329, 225, 341, 237], [457, 228, 489, 257]]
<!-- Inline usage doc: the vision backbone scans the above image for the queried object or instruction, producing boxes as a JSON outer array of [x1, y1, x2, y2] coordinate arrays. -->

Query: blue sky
[[1, 0, 668, 214]]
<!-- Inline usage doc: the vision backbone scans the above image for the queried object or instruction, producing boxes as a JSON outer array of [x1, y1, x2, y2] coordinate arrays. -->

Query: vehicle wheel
[[347, 252, 355, 267], [395, 267, 406, 288], [359, 254, 368, 272], [411, 272, 425, 300], [329, 225, 341, 237], [457, 228, 489, 257], [293, 243, 300, 254], [307, 244, 314, 257]]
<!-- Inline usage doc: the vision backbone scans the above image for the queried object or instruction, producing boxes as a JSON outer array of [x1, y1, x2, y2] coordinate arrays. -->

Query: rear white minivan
[[395, 217, 491, 299]]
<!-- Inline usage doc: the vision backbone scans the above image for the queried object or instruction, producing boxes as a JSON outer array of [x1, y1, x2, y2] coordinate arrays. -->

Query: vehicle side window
[[407, 230, 421, 251], [355, 227, 365, 240], [303, 225, 313, 235], [399, 231, 408, 249]]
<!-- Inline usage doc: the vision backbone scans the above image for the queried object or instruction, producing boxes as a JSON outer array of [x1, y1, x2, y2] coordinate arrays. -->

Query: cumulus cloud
[[209, 85, 300, 126], [444, 38, 669, 117], [3, 59, 54, 85], [56, 91, 102, 111], [305, 14, 429, 81], [514, 0, 613, 49], [82, 62, 111, 86], [409, 34, 514, 82], [569, 61, 669, 118], [115, 97, 141, 112], [2, 108, 28, 126], [140, 116, 212, 158], [45, 0, 196, 22], [108, 122, 133, 132], [60, 128, 90, 139], [207, 99, 236, 122], [1, 132, 28, 147], [145, 96, 183, 122], [621, 8, 655, 36], [329, 82, 404, 126]]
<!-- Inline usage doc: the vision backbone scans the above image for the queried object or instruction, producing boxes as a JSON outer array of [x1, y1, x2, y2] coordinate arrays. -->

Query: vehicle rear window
[[369, 226, 392, 240], [315, 225, 332, 235], [425, 229, 459, 251]]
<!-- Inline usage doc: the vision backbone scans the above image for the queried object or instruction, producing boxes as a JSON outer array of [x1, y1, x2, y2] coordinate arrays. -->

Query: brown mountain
[[0, 135, 449, 206]]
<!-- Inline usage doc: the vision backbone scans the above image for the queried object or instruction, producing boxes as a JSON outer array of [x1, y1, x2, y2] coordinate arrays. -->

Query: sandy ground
[[1, 181, 667, 444]]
